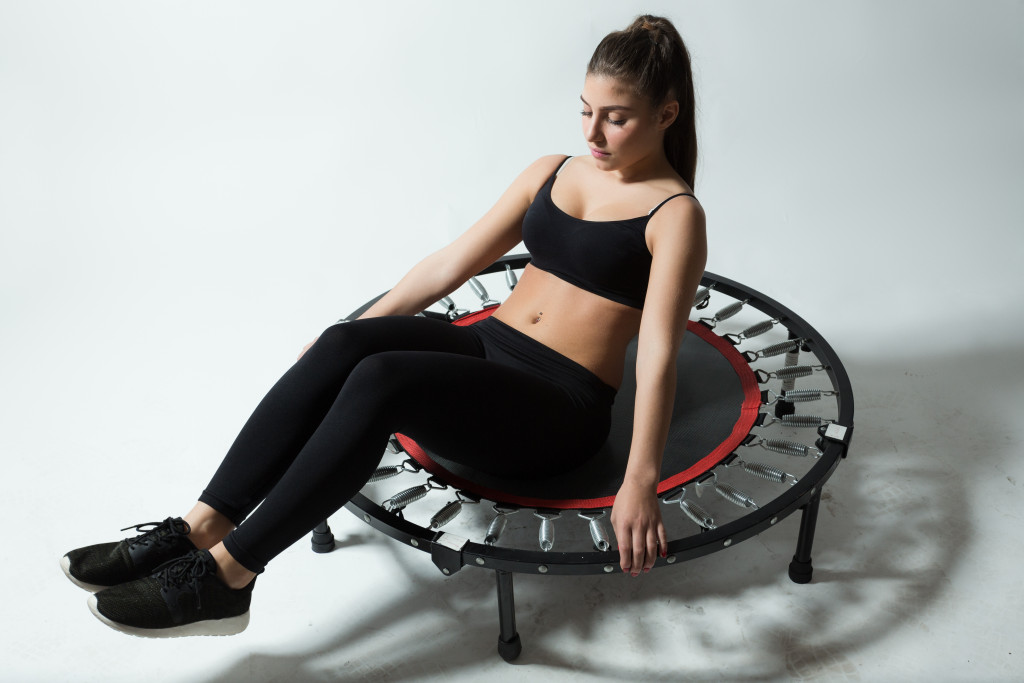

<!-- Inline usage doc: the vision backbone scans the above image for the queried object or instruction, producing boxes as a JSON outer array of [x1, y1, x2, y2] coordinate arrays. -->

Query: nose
[[583, 117, 604, 144]]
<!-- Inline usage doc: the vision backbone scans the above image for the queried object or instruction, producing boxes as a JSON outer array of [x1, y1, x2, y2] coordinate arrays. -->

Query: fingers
[[616, 522, 669, 576], [632, 528, 646, 576], [644, 530, 658, 572], [617, 534, 631, 574], [617, 528, 660, 576]]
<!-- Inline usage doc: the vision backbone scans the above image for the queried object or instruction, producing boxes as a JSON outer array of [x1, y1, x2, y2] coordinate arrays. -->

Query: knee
[[316, 321, 354, 348], [303, 321, 366, 363], [346, 353, 397, 393], [344, 353, 417, 413]]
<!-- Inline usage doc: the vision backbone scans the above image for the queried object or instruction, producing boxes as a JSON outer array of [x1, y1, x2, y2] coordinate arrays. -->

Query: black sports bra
[[521, 156, 695, 309]]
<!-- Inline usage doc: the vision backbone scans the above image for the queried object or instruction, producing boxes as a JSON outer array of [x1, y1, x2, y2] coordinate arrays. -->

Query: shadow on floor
[[197, 344, 1022, 681]]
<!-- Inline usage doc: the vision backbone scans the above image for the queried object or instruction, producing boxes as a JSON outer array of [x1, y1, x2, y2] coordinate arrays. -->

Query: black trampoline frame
[[310, 252, 855, 661]]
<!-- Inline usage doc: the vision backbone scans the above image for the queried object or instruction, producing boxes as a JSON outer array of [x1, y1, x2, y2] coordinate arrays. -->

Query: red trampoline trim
[[396, 310, 761, 509]]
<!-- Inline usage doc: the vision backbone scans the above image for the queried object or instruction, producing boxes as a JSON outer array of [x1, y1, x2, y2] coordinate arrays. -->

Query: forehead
[[581, 74, 644, 109]]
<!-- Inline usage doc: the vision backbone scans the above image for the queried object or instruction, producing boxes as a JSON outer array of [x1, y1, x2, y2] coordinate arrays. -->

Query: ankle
[[183, 503, 236, 550], [209, 543, 257, 590]]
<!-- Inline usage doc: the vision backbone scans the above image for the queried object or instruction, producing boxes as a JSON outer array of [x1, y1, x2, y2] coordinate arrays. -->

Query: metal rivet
[[723, 539, 732, 547], [442, 568, 450, 575], [770, 516, 778, 525], [410, 539, 419, 547], [475, 557, 485, 566], [538, 565, 549, 574], [810, 487, 816, 496], [666, 555, 677, 564], [603, 564, 615, 573], [363, 514, 371, 523]]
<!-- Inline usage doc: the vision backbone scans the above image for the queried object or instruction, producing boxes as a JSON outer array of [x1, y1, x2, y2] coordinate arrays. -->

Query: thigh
[[307, 315, 485, 367], [342, 350, 611, 479]]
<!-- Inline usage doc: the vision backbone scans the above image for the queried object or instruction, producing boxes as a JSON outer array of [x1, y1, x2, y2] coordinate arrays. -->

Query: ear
[[658, 100, 679, 130]]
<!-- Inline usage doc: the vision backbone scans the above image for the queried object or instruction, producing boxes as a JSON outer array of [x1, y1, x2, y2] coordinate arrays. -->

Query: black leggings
[[198, 315, 616, 573]]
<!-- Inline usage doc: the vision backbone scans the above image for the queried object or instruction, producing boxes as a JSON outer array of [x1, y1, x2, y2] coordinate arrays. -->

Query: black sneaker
[[88, 549, 253, 637], [61, 517, 197, 592]]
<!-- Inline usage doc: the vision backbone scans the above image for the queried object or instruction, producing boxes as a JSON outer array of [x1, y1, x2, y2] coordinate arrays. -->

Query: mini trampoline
[[311, 253, 854, 661]]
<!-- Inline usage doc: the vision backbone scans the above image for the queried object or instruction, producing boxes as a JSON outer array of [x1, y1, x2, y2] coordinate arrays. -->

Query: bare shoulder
[[647, 193, 707, 249], [514, 154, 569, 190]]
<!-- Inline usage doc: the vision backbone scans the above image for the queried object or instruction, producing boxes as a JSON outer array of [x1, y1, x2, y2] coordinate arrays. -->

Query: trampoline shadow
[[196, 344, 1019, 682]]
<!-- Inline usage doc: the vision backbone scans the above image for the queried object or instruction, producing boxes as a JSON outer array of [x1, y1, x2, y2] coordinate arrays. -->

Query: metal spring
[[429, 500, 463, 530], [439, 296, 460, 320], [504, 263, 518, 291], [485, 513, 509, 546], [680, 499, 716, 529], [776, 365, 816, 380], [715, 482, 759, 509], [741, 319, 776, 339], [760, 438, 812, 457], [469, 277, 498, 306], [756, 339, 801, 358], [579, 512, 610, 552], [710, 300, 746, 324], [382, 483, 430, 512], [693, 286, 711, 308], [782, 389, 831, 403], [780, 414, 827, 427], [536, 512, 559, 552], [369, 464, 405, 483], [742, 461, 795, 485]]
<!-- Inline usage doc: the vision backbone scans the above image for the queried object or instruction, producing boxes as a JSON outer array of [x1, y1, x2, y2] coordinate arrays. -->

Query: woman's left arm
[[611, 196, 707, 576]]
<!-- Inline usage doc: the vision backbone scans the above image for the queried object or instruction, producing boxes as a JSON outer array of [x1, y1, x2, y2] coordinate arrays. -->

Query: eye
[[580, 110, 593, 118], [607, 118, 626, 126]]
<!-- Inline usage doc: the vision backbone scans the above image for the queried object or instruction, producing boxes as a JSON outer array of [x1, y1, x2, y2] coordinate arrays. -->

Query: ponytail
[[587, 15, 698, 188]]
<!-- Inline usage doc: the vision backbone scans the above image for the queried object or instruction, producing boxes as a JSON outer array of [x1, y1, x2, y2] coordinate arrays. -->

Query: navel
[[532, 311, 543, 324]]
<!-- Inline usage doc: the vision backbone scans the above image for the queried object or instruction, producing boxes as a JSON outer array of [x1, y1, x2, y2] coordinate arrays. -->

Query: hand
[[610, 480, 667, 576], [297, 336, 319, 361]]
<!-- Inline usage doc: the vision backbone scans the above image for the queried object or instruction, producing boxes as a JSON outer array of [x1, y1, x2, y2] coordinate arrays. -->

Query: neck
[[604, 149, 673, 184]]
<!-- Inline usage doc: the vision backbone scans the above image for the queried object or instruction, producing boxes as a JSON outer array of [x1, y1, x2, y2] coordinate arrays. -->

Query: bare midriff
[[490, 264, 642, 389]]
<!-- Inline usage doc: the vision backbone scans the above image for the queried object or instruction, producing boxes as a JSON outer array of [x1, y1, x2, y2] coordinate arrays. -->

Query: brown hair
[[587, 15, 698, 188]]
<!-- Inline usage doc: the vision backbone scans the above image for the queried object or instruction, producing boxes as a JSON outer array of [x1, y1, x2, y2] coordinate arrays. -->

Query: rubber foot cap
[[498, 634, 522, 662], [788, 555, 813, 584], [311, 532, 336, 554]]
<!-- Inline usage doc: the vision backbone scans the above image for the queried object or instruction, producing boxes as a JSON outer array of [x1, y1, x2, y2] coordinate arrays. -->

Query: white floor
[[3, 289, 1024, 682]]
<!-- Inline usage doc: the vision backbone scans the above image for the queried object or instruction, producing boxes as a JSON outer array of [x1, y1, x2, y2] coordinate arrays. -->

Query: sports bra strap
[[555, 155, 574, 176], [648, 192, 696, 216]]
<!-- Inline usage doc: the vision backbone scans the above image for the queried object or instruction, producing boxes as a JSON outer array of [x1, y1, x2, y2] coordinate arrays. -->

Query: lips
[[590, 148, 610, 158]]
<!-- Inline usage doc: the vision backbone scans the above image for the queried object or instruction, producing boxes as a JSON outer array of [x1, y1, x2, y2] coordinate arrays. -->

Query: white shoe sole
[[60, 556, 109, 593], [87, 594, 250, 638]]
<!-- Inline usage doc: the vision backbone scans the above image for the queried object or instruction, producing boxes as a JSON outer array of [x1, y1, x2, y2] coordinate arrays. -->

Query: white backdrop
[[2, 2, 1023, 681], [3, 0, 1021, 360]]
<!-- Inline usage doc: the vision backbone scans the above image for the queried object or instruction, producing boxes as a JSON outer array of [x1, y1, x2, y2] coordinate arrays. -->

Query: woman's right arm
[[297, 155, 564, 358]]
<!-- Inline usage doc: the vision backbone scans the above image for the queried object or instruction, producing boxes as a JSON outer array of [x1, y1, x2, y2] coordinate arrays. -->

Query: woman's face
[[580, 74, 676, 171]]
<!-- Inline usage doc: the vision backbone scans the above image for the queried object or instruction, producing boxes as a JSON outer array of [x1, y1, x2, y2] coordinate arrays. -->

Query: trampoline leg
[[495, 570, 522, 662], [311, 519, 336, 553], [775, 330, 801, 418], [788, 488, 821, 584]]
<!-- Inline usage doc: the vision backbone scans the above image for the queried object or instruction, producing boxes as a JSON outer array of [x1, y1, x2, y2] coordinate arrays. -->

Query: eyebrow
[[579, 95, 633, 112]]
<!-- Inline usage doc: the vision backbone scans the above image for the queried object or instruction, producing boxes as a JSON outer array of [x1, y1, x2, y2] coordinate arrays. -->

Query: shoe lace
[[122, 517, 191, 551], [154, 551, 211, 611]]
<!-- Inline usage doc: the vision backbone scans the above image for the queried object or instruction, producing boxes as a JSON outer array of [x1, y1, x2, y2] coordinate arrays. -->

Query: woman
[[61, 14, 707, 637]]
